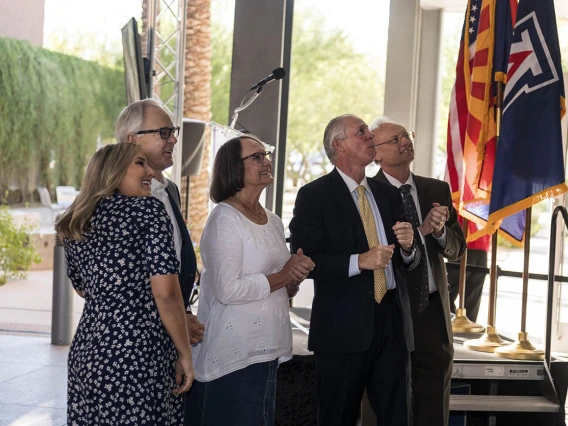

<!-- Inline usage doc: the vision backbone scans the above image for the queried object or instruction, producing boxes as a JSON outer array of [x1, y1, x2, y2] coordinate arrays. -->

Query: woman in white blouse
[[185, 135, 314, 425]]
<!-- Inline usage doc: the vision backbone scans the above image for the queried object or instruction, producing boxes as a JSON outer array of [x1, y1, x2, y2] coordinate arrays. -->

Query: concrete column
[[229, 0, 287, 210], [384, 0, 422, 131], [414, 9, 444, 178]]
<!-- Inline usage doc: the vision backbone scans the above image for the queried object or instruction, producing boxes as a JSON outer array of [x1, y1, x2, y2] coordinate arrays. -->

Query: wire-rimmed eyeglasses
[[241, 151, 272, 163], [136, 126, 180, 140], [374, 131, 415, 147]]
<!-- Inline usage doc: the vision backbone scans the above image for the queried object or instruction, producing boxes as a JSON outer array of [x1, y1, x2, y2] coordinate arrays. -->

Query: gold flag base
[[494, 332, 544, 360], [463, 325, 507, 353], [452, 308, 484, 333]]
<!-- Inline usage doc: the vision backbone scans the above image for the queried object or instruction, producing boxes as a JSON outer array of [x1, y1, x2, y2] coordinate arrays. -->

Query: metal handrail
[[446, 262, 568, 283], [545, 206, 568, 368]]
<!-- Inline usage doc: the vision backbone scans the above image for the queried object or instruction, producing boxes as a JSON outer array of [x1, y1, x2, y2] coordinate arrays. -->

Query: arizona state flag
[[486, 0, 568, 237]]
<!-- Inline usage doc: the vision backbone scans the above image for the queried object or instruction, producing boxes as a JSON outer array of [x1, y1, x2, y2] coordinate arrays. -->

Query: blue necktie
[[399, 184, 429, 313]]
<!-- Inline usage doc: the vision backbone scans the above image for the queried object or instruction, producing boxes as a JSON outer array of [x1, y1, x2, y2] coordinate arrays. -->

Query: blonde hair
[[56, 143, 140, 240]]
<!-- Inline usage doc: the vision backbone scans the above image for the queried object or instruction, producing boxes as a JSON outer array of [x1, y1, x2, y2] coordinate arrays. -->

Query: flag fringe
[[468, 224, 525, 247], [471, 0, 497, 201], [484, 182, 568, 240]]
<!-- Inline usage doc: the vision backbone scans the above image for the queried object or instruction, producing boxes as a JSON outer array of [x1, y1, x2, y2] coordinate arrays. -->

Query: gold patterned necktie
[[356, 185, 387, 303]]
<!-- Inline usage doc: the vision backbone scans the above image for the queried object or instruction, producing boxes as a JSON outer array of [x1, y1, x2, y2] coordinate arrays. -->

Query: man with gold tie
[[290, 114, 420, 426], [371, 117, 466, 426]]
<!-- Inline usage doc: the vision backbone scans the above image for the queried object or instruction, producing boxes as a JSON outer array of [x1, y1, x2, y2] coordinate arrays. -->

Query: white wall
[[0, 0, 45, 46]]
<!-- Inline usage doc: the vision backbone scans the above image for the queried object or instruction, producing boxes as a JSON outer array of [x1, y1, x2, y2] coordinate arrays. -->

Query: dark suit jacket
[[373, 170, 466, 342], [289, 168, 417, 354], [165, 179, 197, 310]]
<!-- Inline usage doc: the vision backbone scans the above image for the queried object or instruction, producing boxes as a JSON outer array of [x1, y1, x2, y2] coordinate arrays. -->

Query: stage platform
[[278, 308, 567, 426]]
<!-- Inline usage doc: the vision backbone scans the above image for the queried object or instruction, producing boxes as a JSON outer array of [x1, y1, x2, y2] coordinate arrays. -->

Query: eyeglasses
[[241, 151, 272, 163], [374, 131, 415, 147], [136, 126, 180, 140]]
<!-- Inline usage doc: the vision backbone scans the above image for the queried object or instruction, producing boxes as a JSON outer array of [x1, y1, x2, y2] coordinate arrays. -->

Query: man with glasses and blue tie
[[370, 117, 466, 426], [115, 99, 205, 349]]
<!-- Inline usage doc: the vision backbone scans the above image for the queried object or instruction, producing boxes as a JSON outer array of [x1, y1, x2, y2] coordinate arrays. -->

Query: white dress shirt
[[382, 171, 446, 293], [151, 178, 182, 265], [336, 169, 401, 289]]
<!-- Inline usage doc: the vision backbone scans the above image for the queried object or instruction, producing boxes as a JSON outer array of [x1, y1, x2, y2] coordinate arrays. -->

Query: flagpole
[[495, 207, 545, 360], [452, 217, 484, 333], [464, 80, 507, 352]]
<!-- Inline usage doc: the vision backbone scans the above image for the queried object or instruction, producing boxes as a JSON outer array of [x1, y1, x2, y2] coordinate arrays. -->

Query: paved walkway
[[0, 335, 67, 426]]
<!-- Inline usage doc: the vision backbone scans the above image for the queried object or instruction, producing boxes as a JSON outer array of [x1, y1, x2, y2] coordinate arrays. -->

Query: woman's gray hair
[[114, 99, 165, 143], [323, 114, 356, 165], [369, 116, 393, 132]]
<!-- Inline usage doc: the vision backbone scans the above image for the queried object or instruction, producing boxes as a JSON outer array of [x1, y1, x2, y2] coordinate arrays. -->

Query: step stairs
[[449, 359, 562, 425], [450, 394, 559, 412]]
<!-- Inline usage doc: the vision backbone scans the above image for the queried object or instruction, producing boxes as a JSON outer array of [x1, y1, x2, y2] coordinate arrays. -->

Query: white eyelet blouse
[[191, 202, 293, 382]]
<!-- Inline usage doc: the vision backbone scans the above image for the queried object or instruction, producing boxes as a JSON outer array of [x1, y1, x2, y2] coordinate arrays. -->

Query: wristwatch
[[287, 284, 300, 298], [401, 244, 416, 257]]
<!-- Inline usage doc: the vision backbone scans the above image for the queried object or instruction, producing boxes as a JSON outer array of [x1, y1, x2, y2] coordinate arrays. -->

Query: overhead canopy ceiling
[[421, 0, 568, 18]]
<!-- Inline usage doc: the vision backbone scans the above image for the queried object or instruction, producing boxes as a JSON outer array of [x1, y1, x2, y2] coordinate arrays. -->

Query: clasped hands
[[359, 222, 414, 271], [282, 248, 315, 285], [419, 203, 449, 238], [186, 313, 205, 344]]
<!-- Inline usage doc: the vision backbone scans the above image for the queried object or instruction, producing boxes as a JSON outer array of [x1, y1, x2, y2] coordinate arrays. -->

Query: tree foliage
[[0, 37, 125, 199], [286, 11, 384, 184], [209, 9, 384, 185]]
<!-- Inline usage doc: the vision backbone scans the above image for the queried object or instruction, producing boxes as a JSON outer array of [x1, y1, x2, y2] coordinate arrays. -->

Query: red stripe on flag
[[466, 114, 482, 142], [473, 48, 489, 67], [471, 81, 486, 100], [478, 4, 491, 33]]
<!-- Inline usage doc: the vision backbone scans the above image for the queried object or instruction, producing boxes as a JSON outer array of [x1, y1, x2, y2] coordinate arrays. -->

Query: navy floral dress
[[65, 195, 182, 425]]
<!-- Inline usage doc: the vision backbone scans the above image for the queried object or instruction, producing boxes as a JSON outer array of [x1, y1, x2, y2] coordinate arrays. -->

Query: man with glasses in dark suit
[[371, 117, 466, 426], [116, 99, 205, 346]]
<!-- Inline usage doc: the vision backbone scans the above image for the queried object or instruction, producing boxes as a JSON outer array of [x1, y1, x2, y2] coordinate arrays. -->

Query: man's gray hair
[[369, 116, 393, 132], [323, 114, 356, 165], [115, 99, 165, 143]]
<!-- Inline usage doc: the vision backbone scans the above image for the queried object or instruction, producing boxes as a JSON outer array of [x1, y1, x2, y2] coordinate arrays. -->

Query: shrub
[[0, 205, 41, 285]]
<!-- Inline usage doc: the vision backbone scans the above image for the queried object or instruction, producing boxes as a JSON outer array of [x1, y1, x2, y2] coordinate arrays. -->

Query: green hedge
[[0, 37, 126, 199]]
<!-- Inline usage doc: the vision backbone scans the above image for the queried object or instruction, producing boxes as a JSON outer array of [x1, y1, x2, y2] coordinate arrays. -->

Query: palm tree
[[182, 0, 212, 244], [140, 0, 149, 55]]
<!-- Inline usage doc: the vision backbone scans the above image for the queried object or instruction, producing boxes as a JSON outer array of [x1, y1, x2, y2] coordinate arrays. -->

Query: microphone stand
[[229, 86, 263, 130]]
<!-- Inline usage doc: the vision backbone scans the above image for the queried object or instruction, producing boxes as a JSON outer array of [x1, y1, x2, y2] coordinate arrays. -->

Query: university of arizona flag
[[486, 0, 568, 238]]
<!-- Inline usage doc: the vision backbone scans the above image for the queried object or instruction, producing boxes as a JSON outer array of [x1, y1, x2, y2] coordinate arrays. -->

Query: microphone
[[249, 67, 286, 90]]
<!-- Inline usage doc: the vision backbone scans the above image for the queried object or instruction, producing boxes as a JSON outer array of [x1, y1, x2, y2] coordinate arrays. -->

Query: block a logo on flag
[[503, 12, 562, 115]]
